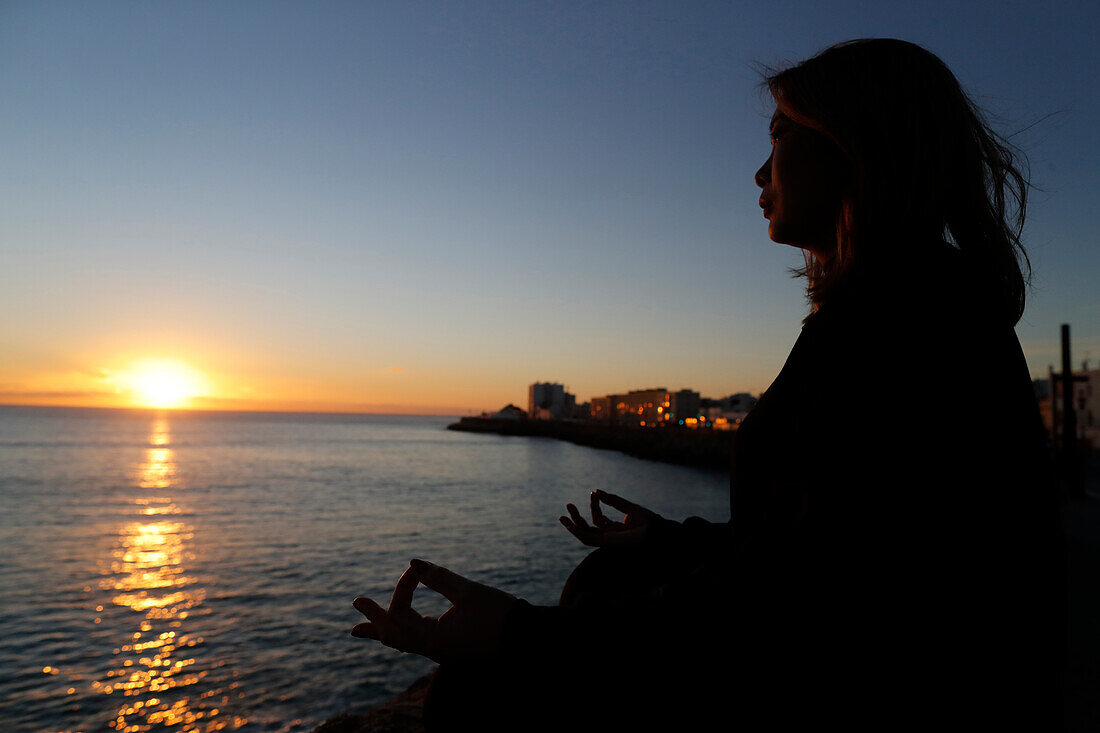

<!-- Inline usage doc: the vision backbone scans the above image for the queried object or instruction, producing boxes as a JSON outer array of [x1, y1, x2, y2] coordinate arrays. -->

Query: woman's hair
[[765, 38, 1030, 324]]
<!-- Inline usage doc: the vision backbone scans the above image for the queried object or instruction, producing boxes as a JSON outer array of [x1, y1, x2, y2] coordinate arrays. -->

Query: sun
[[123, 359, 206, 409]]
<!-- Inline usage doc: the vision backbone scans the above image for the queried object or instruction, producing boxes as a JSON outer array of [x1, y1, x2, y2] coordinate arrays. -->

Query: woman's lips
[[759, 199, 772, 217]]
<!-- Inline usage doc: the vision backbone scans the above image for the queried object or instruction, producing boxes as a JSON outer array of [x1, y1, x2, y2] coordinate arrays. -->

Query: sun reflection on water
[[91, 415, 246, 731]]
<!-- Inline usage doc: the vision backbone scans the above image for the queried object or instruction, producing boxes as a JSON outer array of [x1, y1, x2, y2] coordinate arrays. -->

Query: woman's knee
[[559, 546, 655, 607]]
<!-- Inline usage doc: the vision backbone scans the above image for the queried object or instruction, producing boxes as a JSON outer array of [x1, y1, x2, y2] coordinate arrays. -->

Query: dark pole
[[1049, 364, 1059, 444], [1060, 324, 1084, 499], [1061, 324, 1076, 458]]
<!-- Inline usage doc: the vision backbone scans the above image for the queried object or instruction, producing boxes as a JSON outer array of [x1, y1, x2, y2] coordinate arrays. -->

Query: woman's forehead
[[773, 99, 808, 127], [771, 101, 841, 149]]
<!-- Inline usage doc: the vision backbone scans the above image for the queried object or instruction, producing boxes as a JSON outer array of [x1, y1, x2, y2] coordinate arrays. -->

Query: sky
[[2, 0, 1098, 414]]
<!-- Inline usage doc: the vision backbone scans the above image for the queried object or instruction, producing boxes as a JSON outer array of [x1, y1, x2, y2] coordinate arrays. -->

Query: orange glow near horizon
[[1, 353, 550, 415]]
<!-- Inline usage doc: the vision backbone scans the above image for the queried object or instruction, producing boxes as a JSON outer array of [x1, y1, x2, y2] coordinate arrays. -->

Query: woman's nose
[[754, 155, 771, 188]]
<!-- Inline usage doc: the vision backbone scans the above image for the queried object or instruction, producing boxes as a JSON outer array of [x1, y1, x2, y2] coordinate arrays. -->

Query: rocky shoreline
[[447, 416, 734, 469], [313, 673, 433, 733]]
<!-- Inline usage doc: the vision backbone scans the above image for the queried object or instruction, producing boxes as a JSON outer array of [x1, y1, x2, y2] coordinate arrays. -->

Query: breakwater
[[447, 417, 733, 470]]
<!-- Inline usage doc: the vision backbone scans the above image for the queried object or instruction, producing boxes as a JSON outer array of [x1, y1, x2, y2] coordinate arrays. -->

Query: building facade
[[1039, 368, 1100, 450], [588, 388, 702, 427], [528, 382, 577, 420]]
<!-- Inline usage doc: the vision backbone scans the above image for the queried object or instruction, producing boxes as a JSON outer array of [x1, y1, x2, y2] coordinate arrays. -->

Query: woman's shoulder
[[800, 242, 1021, 386], [819, 243, 1007, 332]]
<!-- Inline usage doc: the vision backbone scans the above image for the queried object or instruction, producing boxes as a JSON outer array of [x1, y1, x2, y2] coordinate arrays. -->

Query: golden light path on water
[[93, 416, 247, 731]]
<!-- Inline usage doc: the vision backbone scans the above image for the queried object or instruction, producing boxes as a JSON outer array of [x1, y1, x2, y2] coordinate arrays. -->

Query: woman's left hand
[[351, 559, 517, 664], [560, 490, 660, 548]]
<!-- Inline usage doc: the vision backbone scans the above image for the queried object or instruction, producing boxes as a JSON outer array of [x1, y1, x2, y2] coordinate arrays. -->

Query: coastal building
[[1040, 367, 1100, 450], [674, 389, 702, 422], [590, 395, 615, 422], [620, 388, 669, 427], [699, 392, 760, 429], [725, 392, 759, 412], [588, 388, 702, 427], [491, 404, 527, 420], [528, 382, 577, 420]]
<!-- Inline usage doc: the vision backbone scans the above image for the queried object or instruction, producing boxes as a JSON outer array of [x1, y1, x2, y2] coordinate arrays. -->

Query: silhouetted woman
[[350, 39, 1064, 730]]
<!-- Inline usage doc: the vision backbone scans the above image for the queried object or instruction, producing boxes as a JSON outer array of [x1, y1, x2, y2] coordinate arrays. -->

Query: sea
[[0, 405, 729, 732]]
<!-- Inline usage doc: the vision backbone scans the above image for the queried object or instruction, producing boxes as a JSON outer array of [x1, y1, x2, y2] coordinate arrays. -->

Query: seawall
[[447, 417, 733, 470]]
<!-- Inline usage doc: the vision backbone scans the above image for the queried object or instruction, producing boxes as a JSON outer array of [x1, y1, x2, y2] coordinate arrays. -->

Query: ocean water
[[0, 406, 728, 732]]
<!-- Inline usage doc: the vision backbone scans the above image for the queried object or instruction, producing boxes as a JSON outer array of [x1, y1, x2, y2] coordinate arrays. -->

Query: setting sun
[[122, 359, 207, 409]]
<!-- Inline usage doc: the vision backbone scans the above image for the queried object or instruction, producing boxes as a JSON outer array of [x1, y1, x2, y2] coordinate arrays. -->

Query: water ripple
[[0, 407, 728, 730]]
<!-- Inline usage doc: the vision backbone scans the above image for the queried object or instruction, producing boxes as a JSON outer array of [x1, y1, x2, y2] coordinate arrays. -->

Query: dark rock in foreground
[[313, 673, 432, 733], [447, 417, 733, 470]]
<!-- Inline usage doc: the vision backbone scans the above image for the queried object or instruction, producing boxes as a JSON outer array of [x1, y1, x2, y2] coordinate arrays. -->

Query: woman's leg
[[423, 662, 522, 731], [559, 545, 678, 608], [426, 546, 684, 730]]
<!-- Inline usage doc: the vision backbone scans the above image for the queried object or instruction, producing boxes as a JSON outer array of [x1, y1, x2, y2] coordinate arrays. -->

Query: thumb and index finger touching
[[407, 559, 474, 604], [357, 559, 470, 627], [576, 490, 646, 526], [593, 489, 646, 516]]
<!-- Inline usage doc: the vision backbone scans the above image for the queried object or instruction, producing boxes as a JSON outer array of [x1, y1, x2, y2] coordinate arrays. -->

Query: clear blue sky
[[2, 1, 1098, 412]]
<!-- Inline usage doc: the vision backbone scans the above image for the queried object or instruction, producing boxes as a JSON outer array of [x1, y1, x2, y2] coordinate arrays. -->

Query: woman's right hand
[[559, 490, 661, 548], [351, 559, 517, 664]]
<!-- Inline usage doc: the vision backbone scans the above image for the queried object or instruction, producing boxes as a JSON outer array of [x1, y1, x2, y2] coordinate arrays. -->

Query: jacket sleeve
[[642, 514, 731, 557]]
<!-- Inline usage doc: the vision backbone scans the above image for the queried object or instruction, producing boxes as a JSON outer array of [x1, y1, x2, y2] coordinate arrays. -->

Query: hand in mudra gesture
[[559, 490, 661, 547], [351, 559, 517, 664]]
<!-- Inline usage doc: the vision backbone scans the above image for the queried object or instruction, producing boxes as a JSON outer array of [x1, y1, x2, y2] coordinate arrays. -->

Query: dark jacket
[[500, 247, 1064, 730]]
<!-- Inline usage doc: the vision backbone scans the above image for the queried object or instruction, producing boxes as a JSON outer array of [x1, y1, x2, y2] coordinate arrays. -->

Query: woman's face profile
[[755, 108, 847, 258]]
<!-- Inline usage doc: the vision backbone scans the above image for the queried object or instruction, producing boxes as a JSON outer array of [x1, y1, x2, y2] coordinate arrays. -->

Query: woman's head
[[755, 107, 849, 259], [757, 39, 1030, 323]]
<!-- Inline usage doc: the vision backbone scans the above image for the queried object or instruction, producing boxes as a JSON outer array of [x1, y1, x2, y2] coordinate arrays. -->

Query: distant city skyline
[[2, 2, 1098, 414]]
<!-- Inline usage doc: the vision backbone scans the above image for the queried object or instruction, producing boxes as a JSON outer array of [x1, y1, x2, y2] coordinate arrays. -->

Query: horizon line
[[0, 401, 478, 419]]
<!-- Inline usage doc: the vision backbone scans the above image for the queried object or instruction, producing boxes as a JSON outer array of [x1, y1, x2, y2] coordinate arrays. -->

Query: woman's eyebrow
[[769, 112, 790, 131]]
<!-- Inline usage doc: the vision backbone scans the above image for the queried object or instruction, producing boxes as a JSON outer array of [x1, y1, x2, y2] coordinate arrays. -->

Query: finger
[[389, 567, 420, 621], [560, 515, 601, 547], [355, 597, 429, 655], [590, 491, 612, 528], [559, 515, 584, 535], [567, 503, 590, 529], [353, 596, 398, 638], [353, 596, 385, 619], [409, 559, 471, 604], [595, 490, 643, 516], [351, 622, 378, 639]]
